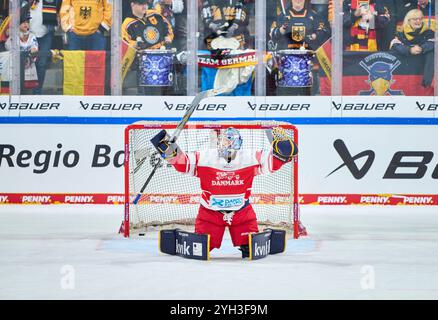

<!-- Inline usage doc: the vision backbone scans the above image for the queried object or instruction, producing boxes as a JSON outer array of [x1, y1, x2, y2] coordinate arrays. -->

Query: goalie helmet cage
[[124, 120, 305, 239]]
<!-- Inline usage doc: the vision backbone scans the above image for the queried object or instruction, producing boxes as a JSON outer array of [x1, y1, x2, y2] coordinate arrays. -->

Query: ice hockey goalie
[[150, 126, 298, 259]]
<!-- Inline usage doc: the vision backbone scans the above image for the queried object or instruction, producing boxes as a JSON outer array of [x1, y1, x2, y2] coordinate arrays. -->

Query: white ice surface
[[0, 205, 437, 300]]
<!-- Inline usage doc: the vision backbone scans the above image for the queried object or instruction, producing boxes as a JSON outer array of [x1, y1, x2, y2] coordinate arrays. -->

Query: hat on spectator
[[20, 2, 32, 24]]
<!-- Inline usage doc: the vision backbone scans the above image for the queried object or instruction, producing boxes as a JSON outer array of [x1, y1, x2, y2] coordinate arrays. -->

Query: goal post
[[123, 120, 306, 239]]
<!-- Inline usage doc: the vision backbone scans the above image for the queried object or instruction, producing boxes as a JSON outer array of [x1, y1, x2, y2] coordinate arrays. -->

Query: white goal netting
[[124, 120, 303, 238]]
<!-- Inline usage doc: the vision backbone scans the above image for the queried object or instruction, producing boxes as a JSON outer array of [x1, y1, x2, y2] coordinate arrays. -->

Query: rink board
[[1, 95, 437, 205], [0, 118, 437, 205]]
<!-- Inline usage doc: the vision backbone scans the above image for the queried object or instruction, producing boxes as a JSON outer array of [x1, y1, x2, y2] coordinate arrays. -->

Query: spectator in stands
[[270, 0, 330, 51], [396, 0, 435, 32], [328, 0, 335, 24], [343, 0, 391, 51], [153, 0, 185, 51], [267, 1, 287, 51], [375, 0, 397, 51], [201, 0, 251, 50], [269, 0, 330, 96], [327, 0, 395, 51], [122, 0, 174, 95], [6, 4, 38, 54], [5, 3, 39, 92], [198, 1, 254, 96], [60, 0, 112, 50], [122, 0, 173, 51], [266, 1, 287, 95], [400, 0, 435, 17], [153, 1, 180, 30], [0, 0, 8, 26], [390, 8, 435, 87], [152, 0, 186, 95], [27, 0, 62, 94], [417, 0, 435, 20], [0, 1, 9, 50], [311, 0, 329, 20]]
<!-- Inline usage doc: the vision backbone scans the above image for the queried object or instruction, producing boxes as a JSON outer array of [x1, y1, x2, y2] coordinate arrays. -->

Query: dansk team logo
[[216, 172, 238, 180], [212, 172, 244, 186]]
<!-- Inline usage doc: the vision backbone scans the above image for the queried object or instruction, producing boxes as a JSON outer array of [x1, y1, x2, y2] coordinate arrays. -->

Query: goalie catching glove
[[150, 129, 181, 160], [270, 127, 298, 162]]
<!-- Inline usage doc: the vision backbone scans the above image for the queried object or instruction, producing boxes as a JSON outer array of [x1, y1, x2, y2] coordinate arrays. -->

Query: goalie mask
[[217, 127, 243, 159]]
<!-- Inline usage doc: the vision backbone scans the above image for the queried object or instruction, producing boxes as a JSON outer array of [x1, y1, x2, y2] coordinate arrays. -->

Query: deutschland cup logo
[[358, 53, 404, 96]]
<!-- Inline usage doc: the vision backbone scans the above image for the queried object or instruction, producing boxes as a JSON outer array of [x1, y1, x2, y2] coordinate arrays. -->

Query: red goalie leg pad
[[195, 206, 226, 250], [229, 205, 259, 247]]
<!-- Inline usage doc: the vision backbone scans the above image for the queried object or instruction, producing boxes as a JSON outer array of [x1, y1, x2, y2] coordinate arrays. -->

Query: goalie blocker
[[159, 229, 286, 261], [150, 129, 181, 159]]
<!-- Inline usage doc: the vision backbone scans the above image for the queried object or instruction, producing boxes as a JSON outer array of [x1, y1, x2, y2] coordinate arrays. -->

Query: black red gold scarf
[[30, 0, 59, 25], [403, 21, 428, 41]]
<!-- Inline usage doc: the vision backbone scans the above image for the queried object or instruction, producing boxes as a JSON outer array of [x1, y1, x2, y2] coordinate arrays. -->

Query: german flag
[[315, 38, 332, 82], [319, 50, 435, 96], [0, 15, 9, 42], [63, 50, 106, 95], [121, 40, 136, 83]]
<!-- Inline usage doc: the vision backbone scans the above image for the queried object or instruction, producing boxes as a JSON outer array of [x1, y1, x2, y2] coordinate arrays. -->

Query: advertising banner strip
[[1, 95, 437, 119], [1, 117, 438, 125], [0, 194, 437, 206]]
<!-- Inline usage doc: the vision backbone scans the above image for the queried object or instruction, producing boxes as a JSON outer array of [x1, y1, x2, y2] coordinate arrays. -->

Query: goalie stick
[[132, 88, 230, 205]]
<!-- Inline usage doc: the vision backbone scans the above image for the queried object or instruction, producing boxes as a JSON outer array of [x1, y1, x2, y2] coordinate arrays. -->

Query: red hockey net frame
[[124, 121, 301, 239]]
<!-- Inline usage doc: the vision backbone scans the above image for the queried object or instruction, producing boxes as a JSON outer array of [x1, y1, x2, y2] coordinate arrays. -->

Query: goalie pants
[[195, 205, 259, 250]]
